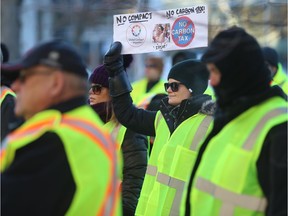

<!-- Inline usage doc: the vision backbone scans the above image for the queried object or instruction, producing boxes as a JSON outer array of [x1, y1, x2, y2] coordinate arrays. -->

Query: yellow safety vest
[[131, 78, 166, 105], [1, 86, 16, 105], [136, 111, 213, 216], [190, 97, 287, 216], [1, 106, 122, 216], [271, 63, 288, 95]]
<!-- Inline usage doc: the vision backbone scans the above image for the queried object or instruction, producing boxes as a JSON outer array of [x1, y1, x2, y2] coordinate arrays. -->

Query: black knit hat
[[201, 26, 271, 107], [262, 46, 278, 67], [167, 59, 209, 96], [2, 40, 88, 81]]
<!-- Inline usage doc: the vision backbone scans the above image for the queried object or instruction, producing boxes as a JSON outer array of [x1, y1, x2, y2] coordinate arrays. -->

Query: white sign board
[[113, 5, 208, 54]]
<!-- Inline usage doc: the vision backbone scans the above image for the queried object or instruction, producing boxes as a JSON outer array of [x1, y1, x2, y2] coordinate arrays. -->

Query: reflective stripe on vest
[[61, 116, 118, 216], [243, 108, 287, 150], [155, 115, 212, 216], [1, 117, 57, 166], [194, 107, 287, 216], [190, 115, 213, 151], [146, 164, 157, 176], [157, 172, 186, 216], [1, 86, 16, 104], [195, 177, 267, 216], [110, 123, 122, 145]]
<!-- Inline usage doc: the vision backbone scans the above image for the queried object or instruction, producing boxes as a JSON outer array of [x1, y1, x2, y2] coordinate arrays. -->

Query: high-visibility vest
[[189, 97, 287, 216], [131, 78, 166, 105], [271, 63, 288, 95], [136, 92, 159, 110], [103, 121, 126, 179], [1, 106, 122, 216], [104, 121, 127, 150], [136, 110, 213, 216], [1, 86, 16, 105]]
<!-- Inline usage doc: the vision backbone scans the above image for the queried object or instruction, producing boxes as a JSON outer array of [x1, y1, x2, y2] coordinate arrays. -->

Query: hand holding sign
[[113, 5, 208, 54]]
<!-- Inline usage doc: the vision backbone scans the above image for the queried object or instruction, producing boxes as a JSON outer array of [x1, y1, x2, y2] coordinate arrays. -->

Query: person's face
[[156, 25, 163, 35], [206, 63, 221, 87], [145, 60, 161, 81], [88, 83, 110, 105], [11, 65, 59, 120], [165, 78, 191, 106]]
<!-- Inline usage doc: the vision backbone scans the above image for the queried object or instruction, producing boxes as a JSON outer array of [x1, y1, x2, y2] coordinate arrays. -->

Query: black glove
[[104, 41, 124, 77]]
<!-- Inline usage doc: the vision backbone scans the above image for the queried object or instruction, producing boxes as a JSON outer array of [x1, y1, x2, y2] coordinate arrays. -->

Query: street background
[[1, 0, 287, 81]]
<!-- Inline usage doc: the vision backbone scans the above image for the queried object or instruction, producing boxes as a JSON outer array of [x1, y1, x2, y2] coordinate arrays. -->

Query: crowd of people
[[1, 25, 287, 216]]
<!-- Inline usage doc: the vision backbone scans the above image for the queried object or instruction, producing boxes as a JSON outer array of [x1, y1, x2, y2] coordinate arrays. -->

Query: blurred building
[[1, 0, 287, 80]]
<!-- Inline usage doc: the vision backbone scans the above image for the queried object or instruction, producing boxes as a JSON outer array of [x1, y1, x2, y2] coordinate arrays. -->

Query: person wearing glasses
[[1, 40, 122, 216], [88, 64, 148, 216], [104, 41, 215, 216]]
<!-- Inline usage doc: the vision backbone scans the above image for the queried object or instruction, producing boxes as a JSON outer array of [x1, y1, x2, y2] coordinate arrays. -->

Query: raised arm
[[104, 42, 156, 136]]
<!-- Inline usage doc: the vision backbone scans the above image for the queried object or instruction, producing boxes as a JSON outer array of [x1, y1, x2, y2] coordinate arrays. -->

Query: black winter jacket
[[112, 92, 214, 139], [185, 86, 287, 216], [120, 128, 148, 216]]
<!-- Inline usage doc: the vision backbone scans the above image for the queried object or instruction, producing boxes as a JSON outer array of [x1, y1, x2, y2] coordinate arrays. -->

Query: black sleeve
[[1, 132, 75, 216], [257, 122, 287, 216], [1, 95, 23, 142], [112, 93, 157, 136], [121, 128, 148, 216]]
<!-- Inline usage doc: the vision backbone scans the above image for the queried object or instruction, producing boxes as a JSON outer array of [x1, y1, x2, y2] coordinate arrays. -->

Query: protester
[[88, 64, 148, 216], [130, 55, 166, 107], [1, 40, 122, 215], [1, 43, 23, 142], [184, 26, 287, 216], [104, 41, 215, 216], [262, 46, 288, 95]]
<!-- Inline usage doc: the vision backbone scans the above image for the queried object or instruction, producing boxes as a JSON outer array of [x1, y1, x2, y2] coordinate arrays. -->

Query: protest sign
[[113, 5, 208, 54]]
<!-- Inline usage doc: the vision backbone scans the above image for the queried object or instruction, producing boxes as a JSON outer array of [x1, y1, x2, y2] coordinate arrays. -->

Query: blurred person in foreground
[[262, 46, 288, 95], [1, 43, 23, 142], [1, 40, 122, 216], [184, 26, 287, 216], [104, 41, 215, 216], [88, 63, 148, 216]]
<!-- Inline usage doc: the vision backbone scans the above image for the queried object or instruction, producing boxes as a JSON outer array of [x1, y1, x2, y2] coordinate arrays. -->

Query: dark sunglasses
[[164, 82, 182, 92], [90, 84, 103, 94]]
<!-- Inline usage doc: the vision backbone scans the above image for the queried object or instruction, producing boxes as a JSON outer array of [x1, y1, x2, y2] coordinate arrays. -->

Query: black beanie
[[262, 47, 278, 68], [167, 59, 209, 96], [201, 26, 271, 107]]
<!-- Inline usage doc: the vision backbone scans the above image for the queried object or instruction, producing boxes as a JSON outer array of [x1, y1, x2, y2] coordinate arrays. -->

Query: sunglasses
[[90, 84, 103, 95], [164, 82, 183, 92]]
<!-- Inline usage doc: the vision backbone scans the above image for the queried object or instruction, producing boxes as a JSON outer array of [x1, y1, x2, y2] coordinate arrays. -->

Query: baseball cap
[[1, 40, 88, 81]]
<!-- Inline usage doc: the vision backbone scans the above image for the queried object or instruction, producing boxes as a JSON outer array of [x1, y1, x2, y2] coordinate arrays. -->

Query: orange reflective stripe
[[7, 118, 56, 143], [0, 149, 6, 162], [61, 115, 119, 216], [1, 88, 16, 104]]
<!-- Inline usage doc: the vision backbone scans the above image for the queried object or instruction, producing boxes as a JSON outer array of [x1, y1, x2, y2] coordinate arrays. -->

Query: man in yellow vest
[[185, 26, 287, 216], [1, 40, 122, 216], [104, 42, 215, 216], [262, 46, 288, 95]]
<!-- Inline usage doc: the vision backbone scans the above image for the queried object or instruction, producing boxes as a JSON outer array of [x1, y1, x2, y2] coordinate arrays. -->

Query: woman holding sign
[[104, 41, 215, 216]]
